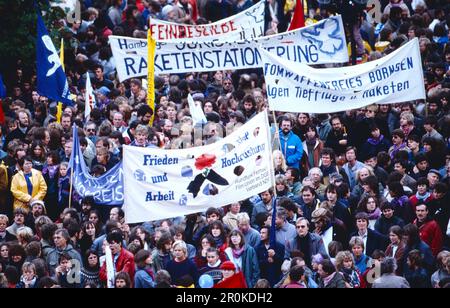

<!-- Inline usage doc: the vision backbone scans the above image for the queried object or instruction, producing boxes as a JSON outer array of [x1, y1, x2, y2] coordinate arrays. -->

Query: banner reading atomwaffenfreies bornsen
[[261, 38, 426, 114]]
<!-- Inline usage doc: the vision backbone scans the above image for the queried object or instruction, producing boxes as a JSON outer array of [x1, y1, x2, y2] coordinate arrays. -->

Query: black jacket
[[374, 215, 405, 236], [0, 230, 17, 244], [256, 240, 285, 287], [350, 229, 389, 257], [319, 272, 346, 288], [325, 130, 350, 156], [205, 0, 235, 22], [427, 194, 450, 233], [4, 127, 28, 150]]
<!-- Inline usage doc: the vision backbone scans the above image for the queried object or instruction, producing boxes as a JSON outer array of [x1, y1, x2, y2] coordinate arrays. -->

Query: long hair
[[335, 250, 355, 271], [115, 271, 132, 288], [228, 229, 246, 249]]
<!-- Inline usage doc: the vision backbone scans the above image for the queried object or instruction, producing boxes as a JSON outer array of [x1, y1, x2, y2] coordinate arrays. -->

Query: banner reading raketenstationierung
[[262, 38, 426, 114], [110, 16, 348, 81], [149, 0, 265, 41], [123, 111, 274, 223]]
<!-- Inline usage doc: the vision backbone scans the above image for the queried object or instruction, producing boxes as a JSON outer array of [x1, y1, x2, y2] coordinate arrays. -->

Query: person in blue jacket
[[279, 116, 303, 170], [134, 249, 155, 288]]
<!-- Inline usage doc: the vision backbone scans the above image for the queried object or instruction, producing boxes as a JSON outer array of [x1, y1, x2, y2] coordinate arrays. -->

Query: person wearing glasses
[[325, 115, 350, 159], [285, 217, 328, 268], [221, 77, 233, 95]]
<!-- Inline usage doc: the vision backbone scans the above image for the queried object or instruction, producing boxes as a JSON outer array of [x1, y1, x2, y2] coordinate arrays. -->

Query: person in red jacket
[[213, 261, 247, 288], [414, 203, 443, 257], [100, 231, 135, 286], [409, 177, 434, 208]]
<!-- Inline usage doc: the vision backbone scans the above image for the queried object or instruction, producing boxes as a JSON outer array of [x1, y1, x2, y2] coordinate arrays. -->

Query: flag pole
[[271, 110, 281, 151], [68, 158, 74, 209], [147, 30, 156, 126], [68, 124, 75, 209], [266, 110, 279, 249]]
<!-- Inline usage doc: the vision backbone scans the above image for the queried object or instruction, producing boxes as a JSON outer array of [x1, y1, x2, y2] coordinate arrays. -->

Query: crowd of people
[[0, 0, 449, 288]]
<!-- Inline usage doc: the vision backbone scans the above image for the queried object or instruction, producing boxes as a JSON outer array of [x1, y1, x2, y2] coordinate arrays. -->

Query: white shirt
[[225, 247, 243, 272], [359, 230, 368, 255], [391, 244, 398, 258]]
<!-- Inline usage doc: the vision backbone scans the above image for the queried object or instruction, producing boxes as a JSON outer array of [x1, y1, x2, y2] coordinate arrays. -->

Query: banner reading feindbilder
[[123, 111, 274, 223], [149, 0, 265, 41], [261, 38, 426, 114], [110, 16, 348, 81]]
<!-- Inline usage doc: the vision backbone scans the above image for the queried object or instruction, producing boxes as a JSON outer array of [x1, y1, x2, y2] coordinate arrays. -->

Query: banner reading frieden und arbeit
[[110, 15, 348, 81], [262, 38, 426, 114], [149, 0, 265, 41], [123, 111, 274, 223]]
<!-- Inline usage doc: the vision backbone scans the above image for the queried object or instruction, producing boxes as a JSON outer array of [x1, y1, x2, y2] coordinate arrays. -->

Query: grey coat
[[46, 244, 83, 276], [372, 274, 410, 288], [284, 233, 329, 260]]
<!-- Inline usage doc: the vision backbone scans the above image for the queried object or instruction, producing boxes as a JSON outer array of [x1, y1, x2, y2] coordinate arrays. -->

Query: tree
[[0, 0, 66, 90]]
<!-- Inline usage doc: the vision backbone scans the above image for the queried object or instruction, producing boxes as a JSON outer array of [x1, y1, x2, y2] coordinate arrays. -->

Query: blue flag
[[69, 125, 124, 206], [0, 74, 6, 98], [36, 12, 73, 105]]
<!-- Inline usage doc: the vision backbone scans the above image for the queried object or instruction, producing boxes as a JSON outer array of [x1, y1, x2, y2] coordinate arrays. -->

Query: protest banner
[[149, 0, 265, 41], [123, 111, 274, 223], [69, 126, 124, 206], [261, 38, 426, 114], [110, 15, 348, 81]]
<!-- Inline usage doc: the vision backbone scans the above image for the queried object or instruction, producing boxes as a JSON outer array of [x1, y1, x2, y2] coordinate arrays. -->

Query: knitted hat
[[220, 261, 236, 271]]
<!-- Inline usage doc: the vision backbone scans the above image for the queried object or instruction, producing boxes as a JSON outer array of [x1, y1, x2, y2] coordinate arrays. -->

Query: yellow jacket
[[11, 169, 47, 212]]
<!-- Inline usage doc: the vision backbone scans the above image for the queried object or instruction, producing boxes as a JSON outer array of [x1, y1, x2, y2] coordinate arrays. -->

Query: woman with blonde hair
[[335, 250, 362, 288], [273, 150, 287, 176], [351, 166, 380, 201], [275, 175, 293, 198], [16, 227, 34, 247], [166, 240, 199, 287]]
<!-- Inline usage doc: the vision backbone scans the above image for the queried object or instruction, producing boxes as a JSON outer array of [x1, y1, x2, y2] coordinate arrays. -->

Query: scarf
[[297, 233, 312, 267], [24, 173, 33, 196], [367, 208, 382, 220], [402, 125, 412, 137], [306, 138, 317, 146], [213, 236, 224, 248], [415, 191, 431, 202], [416, 217, 430, 229], [44, 164, 59, 178], [209, 259, 222, 268], [367, 135, 384, 146], [390, 143, 407, 159], [232, 246, 245, 259], [144, 265, 155, 280], [321, 164, 338, 178], [323, 272, 336, 287], [20, 275, 37, 287], [393, 195, 409, 207]]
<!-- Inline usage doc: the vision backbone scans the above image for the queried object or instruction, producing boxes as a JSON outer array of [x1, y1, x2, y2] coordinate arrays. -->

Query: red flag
[[0, 99, 5, 125], [288, 0, 305, 31]]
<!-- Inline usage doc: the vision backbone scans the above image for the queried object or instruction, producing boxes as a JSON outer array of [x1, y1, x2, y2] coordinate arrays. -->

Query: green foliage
[[0, 0, 66, 75]]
